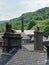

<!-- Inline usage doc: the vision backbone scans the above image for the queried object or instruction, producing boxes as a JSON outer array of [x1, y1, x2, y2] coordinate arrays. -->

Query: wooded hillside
[[0, 7, 49, 35]]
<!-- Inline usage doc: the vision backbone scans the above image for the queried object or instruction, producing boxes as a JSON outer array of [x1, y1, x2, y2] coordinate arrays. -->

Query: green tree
[[27, 20, 36, 30], [43, 25, 49, 35]]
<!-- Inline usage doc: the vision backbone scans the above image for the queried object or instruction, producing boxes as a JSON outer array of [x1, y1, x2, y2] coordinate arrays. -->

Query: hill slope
[[0, 7, 49, 35], [9, 7, 49, 23]]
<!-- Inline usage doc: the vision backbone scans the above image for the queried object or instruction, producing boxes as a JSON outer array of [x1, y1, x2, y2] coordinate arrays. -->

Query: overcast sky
[[0, 0, 49, 20]]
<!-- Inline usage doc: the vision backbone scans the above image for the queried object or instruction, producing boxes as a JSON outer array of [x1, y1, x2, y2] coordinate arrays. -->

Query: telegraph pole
[[21, 16, 24, 32]]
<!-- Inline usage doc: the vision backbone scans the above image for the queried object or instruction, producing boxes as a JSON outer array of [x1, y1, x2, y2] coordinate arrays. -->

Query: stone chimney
[[21, 16, 24, 32], [34, 26, 43, 50]]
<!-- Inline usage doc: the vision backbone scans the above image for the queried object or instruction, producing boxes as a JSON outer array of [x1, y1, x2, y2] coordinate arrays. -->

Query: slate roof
[[5, 44, 47, 65], [21, 33, 30, 39], [0, 43, 48, 65], [6, 51, 47, 65]]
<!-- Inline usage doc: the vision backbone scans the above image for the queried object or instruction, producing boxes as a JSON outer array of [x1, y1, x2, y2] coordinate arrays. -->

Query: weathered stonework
[[2, 23, 22, 53], [34, 26, 43, 50]]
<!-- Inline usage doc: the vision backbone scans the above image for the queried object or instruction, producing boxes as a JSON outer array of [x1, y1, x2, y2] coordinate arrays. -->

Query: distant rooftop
[[16, 30, 34, 35]]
